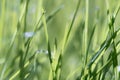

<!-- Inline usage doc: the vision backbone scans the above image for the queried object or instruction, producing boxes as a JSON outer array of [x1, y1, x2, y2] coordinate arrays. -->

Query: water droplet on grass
[[24, 32, 35, 38], [35, 49, 48, 54]]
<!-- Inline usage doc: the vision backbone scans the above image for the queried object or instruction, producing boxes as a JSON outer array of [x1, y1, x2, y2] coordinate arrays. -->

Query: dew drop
[[24, 32, 35, 38]]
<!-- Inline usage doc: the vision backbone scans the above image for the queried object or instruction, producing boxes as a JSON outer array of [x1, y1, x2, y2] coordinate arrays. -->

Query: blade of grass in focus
[[59, 0, 81, 79], [107, 2, 120, 79]]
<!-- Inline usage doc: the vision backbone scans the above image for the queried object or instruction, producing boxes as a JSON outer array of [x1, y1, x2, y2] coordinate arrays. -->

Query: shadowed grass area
[[0, 0, 120, 80]]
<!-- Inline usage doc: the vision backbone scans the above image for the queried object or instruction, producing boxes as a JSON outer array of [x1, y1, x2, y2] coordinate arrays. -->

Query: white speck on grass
[[24, 32, 35, 38], [35, 49, 55, 58], [35, 49, 48, 54], [117, 66, 120, 72]]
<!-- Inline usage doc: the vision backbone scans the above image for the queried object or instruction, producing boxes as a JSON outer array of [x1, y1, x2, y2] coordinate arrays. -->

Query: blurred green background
[[0, 0, 120, 80]]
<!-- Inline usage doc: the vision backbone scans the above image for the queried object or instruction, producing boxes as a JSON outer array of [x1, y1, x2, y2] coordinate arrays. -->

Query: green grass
[[0, 0, 120, 80]]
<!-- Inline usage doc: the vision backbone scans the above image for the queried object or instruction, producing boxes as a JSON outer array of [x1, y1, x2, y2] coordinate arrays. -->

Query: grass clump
[[0, 0, 120, 80]]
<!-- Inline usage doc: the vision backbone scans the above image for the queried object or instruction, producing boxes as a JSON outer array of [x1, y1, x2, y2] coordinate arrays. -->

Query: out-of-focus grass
[[0, 0, 120, 80]]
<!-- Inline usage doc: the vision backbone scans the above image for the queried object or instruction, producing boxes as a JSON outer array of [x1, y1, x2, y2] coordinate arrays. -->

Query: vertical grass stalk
[[0, 0, 6, 51], [82, 0, 89, 79], [42, 9, 49, 44], [42, 8, 53, 80], [84, 0, 89, 65], [24, 0, 30, 33]]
